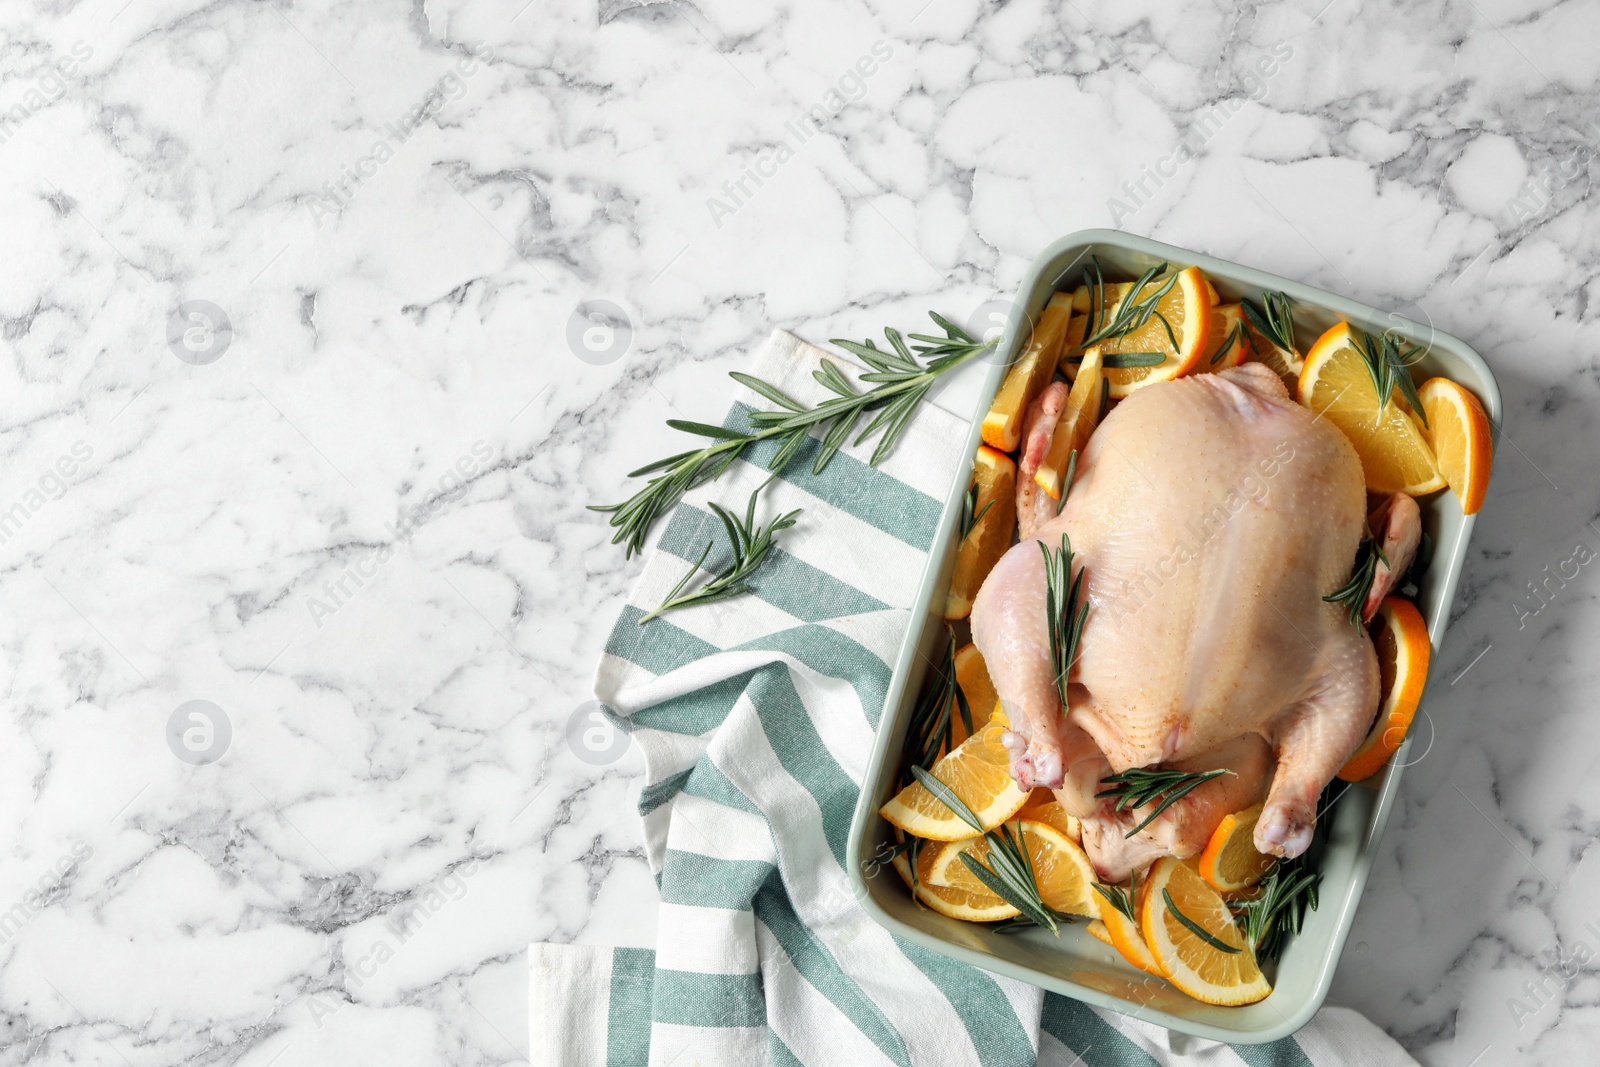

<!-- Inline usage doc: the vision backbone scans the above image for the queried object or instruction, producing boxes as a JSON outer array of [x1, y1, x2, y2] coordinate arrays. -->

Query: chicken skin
[[971, 363, 1380, 881]]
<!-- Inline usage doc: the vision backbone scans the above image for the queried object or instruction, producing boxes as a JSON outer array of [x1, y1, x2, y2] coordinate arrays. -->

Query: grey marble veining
[[0, 0, 1596, 1063]]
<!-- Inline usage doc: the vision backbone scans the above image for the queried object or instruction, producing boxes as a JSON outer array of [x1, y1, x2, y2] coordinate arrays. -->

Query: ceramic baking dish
[[846, 229, 1501, 1043]]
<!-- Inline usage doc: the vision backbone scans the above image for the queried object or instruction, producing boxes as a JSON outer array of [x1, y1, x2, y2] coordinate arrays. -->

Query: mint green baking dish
[[846, 229, 1501, 1043]]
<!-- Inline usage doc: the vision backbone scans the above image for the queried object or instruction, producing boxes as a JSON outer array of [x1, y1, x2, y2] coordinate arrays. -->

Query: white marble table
[[1, 0, 1593, 1063]]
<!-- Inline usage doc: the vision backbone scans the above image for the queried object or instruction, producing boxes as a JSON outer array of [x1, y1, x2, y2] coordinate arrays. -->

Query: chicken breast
[[971, 363, 1380, 880]]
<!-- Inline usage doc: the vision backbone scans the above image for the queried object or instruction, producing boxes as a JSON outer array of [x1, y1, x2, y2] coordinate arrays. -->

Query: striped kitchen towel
[[529, 329, 1418, 1067]]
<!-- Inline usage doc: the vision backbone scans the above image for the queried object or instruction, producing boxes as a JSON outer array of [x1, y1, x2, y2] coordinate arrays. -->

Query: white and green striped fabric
[[529, 330, 1419, 1067]]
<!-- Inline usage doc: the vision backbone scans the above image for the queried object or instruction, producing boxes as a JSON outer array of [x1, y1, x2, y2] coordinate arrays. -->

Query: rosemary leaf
[[1100, 352, 1168, 369], [1164, 888, 1241, 954], [1211, 322, 1243, 366], [1055, 449, 1078, 517], [666, 419, 749, 440], [909, 765, 985, 835]]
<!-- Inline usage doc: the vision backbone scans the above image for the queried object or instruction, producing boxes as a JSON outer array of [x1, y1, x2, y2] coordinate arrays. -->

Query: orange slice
[[1141, 856, 1270, 1006], [926, 819, 1100, 919], [1417, 377, 1493, 515], [1298, 322, 1446, 495], [879, 713, 1030, 840], [1197, 803, 1276, 893], [1035, 346, 1105, 500], [1016, 797, 1081, 843], [891, 840, 1019, 921], [1086, 918, 1115, 946], [1338, 596, 1432, 782], [982, 293, 1073, 451], [1086, 266, 1214, 399], [945, 446, 1017, 620], [1200, 304, 1248, 371], [948, 643, 998, 747]]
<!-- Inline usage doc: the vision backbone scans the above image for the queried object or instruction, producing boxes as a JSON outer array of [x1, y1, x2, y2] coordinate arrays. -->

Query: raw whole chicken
[[971, 363, 1408, 881]]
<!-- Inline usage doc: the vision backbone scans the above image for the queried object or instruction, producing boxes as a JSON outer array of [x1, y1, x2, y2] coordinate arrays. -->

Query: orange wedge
[[948, 643, 998, 747], [945, 446, 1017, 620], [1035, 346, 1105, 499], [1093, 882, 1166, 977], [1298, 322, 1446, 495], [1197, 803, 1276, 892], [1086, 918, 1115, 946], [1141, 856, 1270, 1005], [880, 712, 1030, 840], [927, 819, 1100, 919], [1087, 266, 1214, 399], [1200, 304, 1248, 371], [1016, 797, 1081, 843], [982, 293, 1073, 451], [891, 840, 1019, 921], [1338, 596, 1431, 782], [1417, 377, 1493, 515]]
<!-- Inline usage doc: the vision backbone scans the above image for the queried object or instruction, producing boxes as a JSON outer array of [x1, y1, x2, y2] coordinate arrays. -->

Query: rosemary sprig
[[591, 313, 996, 557], [1235, 854, 1322, 960], [1352, 327, 1428, 427], [1074, 258, 1180, 355], [1040, 532, 1090, 711], [1322, 535, 1388, 627], [1164, 889, 1242, 953], [1240, 290, 1296, 353], [1096, 767, 1233, 838], [902, 631, 974, 776], [959, 484, 995, 542], [910, 766, 1066, 934], [638, 482, 799, 624], [1091, 869, 1139, 921]]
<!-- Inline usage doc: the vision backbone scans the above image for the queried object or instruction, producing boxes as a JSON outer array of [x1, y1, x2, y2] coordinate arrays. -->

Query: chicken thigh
[[971, 363, 1379, 880]]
